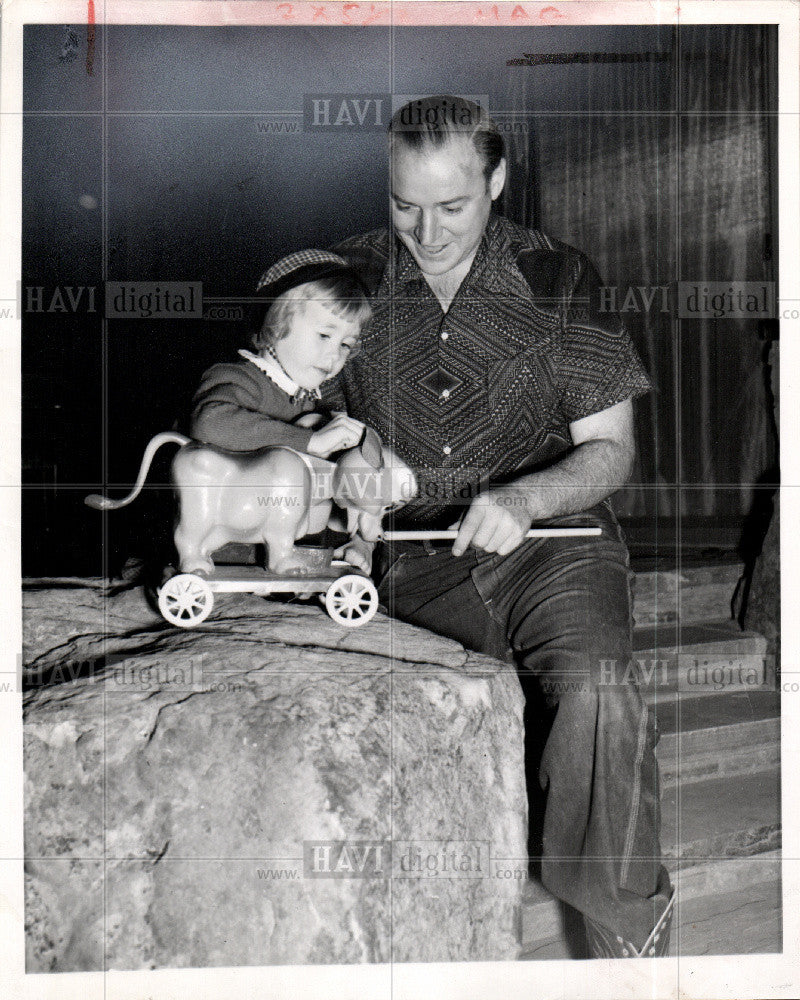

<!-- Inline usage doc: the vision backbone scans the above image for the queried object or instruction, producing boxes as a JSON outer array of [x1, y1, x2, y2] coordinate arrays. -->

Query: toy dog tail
[[84, 432, 190, 511]]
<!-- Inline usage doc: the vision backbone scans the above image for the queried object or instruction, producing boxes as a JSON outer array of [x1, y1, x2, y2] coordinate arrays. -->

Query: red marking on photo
[[86, 0, 96, 76]]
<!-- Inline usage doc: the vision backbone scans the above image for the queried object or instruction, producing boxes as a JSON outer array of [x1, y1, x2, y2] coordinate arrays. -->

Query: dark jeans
[[376, 506, 672, 947]]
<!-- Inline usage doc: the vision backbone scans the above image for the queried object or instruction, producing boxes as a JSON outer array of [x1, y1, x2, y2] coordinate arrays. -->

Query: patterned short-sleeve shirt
[[326, 214, 651, 528]]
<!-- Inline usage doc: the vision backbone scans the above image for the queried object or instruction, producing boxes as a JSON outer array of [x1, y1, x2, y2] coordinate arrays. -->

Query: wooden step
[[521, 859, 782, 959], [520, 765, 781, 958], [661, 767, 780, 862], [520, 852, 782, 960], [655, 690, 779, 787], [631, 620, 771, 706], [670, 877, 781, 956], [632, 563, 743, 627], [669, 848, 780, 899]]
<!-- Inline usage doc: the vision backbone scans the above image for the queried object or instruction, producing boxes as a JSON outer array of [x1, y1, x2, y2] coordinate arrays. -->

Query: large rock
[[23, 585, 527, 971]]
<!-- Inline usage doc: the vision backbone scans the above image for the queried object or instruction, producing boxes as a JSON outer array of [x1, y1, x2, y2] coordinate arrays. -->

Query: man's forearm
[[507, 438, 635, 522], [452, 400, 636, 556]]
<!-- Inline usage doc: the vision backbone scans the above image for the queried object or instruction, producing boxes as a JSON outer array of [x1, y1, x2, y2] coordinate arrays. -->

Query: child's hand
[[307, 413, 366, 458], [333, 535, 375, 574], [294, 412, 326, 429]]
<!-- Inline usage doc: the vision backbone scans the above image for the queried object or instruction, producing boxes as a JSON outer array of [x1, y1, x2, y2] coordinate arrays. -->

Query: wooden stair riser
[[660, 768, 780, 862], [633, 565, 743, 627], [667, 849, 780, 898], [631, 632, 772, 706], [657, 716, 780, 787]]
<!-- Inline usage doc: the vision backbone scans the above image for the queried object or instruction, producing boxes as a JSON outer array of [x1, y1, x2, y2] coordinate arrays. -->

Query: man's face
[[272, 296, 360, 391], [390, 135, 506, 279]]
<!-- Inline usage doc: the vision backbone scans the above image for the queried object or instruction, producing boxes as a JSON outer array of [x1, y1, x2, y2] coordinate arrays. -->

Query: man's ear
[[489, 157, 507, 201]]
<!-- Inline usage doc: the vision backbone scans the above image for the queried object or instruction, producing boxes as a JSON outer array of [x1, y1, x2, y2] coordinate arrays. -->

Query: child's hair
[[250, 273, 372, 352]]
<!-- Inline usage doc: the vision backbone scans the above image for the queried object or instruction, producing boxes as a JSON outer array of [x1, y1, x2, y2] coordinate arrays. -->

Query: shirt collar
[[466, 213, 508, 288], [238, 349, 321, 404], [394, 239, 423, 285]]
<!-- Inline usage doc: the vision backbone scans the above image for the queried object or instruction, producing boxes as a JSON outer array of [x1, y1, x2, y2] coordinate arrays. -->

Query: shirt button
[[440, 389, 450, 400], [440, 330, 449, 341], [442, 445, 451, 455]]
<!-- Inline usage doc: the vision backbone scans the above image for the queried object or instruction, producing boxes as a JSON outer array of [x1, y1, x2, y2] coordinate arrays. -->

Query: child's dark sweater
[[190, 353, 317, 452]]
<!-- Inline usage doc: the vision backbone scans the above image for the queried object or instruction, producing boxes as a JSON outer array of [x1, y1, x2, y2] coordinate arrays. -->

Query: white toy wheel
[[323, 574, 379, 628], [158, 573, 214, 628]]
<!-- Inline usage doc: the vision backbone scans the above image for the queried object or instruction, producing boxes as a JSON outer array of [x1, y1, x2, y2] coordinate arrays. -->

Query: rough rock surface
[[23, 585, 527, 971]]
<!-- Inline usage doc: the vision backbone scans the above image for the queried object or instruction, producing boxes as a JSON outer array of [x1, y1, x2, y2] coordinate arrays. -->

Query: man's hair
[[251, 274, 372, 352], [388, 94, 505, 184]]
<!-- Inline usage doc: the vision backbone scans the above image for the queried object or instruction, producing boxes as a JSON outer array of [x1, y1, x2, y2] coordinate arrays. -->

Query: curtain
[[502, 26, 776, 523]]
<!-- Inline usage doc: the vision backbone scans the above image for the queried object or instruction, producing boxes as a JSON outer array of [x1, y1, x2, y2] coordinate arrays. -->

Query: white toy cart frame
[[155, 526, 601, 630]]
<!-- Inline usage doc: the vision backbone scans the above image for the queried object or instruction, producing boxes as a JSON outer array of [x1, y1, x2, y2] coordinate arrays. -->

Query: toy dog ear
[[359, 427, 384, 471]]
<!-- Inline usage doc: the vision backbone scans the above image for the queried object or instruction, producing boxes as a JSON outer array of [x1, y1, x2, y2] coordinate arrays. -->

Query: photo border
[[2, 2, 798, 998]]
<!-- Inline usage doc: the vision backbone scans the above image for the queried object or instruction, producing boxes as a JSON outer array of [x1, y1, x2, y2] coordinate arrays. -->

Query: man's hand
[[451, 487, 532, 558], [307, 413, 366, 458], [450, 400, 637, 558], [334, 534, 376, 574]]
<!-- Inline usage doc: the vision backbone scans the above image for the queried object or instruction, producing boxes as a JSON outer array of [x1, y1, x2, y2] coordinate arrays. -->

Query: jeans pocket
[[468, 556, 506, 628]]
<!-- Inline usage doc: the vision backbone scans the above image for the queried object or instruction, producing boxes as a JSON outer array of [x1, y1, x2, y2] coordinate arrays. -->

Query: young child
[[191, 249, 371, 458], [190, 249, 376, 571]]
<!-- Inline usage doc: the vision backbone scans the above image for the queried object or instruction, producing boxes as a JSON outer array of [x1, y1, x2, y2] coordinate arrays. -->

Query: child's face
[[272, 298, 361, 391]]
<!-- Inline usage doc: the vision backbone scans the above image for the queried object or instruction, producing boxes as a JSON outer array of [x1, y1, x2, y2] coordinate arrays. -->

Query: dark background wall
[[22, 24, 774, 575]]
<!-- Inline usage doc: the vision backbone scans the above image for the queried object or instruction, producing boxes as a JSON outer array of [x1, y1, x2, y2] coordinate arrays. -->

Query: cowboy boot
[[584, 888, 675, 958]]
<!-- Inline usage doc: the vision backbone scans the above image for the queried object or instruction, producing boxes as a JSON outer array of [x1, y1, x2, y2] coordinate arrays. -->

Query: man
[[326, 95, 674, 958]]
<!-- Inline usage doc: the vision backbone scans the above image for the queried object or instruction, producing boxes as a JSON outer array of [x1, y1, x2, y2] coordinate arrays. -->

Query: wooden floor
[[520, 873, 782, 960]]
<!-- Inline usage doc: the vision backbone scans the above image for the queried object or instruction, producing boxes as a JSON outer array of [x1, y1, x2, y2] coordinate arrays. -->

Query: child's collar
[[238, 349, 321, 404]]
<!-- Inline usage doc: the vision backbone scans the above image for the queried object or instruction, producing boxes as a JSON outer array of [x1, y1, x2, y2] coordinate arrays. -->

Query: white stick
[[383, 527, 602, 541]]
